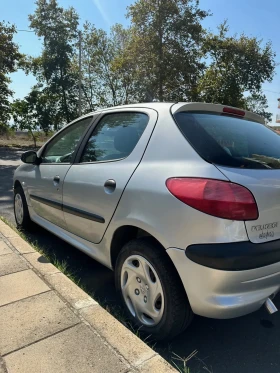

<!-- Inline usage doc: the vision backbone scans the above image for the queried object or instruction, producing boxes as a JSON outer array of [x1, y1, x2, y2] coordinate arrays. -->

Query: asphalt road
[[1, 146, 280, 373]]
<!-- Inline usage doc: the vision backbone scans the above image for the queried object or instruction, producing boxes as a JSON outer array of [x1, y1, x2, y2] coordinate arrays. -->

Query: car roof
[[81, 101, 264, 125], [89, 102, 174, 114]]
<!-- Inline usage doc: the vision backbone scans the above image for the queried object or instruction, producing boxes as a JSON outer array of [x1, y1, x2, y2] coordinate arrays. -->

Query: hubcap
[[121, 255, 164, 326], [14, 193, 24, 224]]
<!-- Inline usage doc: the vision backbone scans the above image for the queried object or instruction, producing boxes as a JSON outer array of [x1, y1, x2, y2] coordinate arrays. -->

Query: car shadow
[[156, 294, 280, 373], [22, 225, 118, 305], [0, 165, 18, 222]]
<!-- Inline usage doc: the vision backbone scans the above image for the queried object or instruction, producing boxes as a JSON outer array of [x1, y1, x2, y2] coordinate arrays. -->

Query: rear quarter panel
[[106, 106, 248, 250]]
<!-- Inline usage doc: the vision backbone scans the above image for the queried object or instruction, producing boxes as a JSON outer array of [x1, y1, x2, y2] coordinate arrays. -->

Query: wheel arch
[[14, 180, 22, 190], [110, 225, 186, 292], [110, 225, 166, 269]]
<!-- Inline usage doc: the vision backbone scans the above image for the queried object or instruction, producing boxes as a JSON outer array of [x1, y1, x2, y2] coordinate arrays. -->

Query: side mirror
[[21, 151, 41, 165]]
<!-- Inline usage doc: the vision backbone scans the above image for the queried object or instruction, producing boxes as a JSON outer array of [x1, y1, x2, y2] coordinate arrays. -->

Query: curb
[[0, 220, 176, 372]]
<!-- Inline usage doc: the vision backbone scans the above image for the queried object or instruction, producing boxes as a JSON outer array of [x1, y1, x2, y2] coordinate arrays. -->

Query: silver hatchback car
[[14, 102, 280, 340]]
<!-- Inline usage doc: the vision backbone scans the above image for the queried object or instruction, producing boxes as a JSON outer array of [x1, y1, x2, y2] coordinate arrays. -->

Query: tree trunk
[[62, 85, 70, 123], [29, 129, 37, 148], [60, 66, 70, 123]]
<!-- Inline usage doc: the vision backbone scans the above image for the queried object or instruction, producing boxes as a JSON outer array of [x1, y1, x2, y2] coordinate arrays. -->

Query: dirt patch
[[0, 134, 50, 149]]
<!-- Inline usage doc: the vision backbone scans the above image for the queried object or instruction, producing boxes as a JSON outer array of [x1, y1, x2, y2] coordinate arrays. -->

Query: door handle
[[104, 179, 116, 194], [53, 176, 60, 186]]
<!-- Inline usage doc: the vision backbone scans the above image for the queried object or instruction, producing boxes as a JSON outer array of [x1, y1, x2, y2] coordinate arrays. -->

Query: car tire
[[115, 237, 193, 341], [14, 185, 33, 230]]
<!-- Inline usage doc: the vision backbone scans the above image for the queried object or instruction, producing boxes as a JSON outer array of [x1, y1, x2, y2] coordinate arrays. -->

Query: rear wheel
[[115, 237, 193, 341], [14, 186, 33, 230]]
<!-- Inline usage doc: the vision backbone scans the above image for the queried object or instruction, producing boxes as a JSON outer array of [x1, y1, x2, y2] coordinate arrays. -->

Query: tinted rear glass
[[174, 112, 280, 169]]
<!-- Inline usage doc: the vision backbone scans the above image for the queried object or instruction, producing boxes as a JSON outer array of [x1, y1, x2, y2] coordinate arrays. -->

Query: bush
[[0, 123, 15, 138]]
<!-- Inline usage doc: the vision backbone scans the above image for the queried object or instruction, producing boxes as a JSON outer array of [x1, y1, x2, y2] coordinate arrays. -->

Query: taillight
[[166, 178, 258, 221], [223, 107, 245, 117]]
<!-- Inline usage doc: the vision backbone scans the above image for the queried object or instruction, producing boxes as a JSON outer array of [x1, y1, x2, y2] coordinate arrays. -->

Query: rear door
[[173, 110, 280, 243], [62, 108, 157, 243]]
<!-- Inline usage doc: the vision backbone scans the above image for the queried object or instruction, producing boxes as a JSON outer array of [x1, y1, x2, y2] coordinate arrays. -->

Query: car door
[[62, 108, 158, 243], [26, 116, 93, 229]]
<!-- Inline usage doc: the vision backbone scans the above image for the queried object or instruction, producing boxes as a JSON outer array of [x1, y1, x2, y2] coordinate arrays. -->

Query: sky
[[1, 0, 280, 123]]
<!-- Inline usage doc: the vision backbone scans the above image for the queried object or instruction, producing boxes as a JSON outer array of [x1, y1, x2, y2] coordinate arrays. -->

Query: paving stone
[[81, 305, 156, 367], [8, 236, 35, 254], [0, 291, 79, 355], [0, 253, 28, 277], [0, 241, 13, 256], [0, 226, 18, 239], [0, 270, 50, 307], [4, 323, 128, 373], [45, 272, 97, 309], [23, 252, 59, 276]]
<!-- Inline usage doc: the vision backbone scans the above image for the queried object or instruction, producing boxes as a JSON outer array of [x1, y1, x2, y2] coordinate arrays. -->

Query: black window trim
[[39, 114, 97, 166], [74, 110, 150, 165]]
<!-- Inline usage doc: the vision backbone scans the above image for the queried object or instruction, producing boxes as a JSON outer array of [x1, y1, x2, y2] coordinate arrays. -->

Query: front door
[[62, 109, 157, 243], [27, 116, 93, 229]]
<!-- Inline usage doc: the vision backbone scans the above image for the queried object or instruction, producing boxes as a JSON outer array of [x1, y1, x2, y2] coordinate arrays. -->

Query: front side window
[[42, 117, 93, 163], [81, 112, 149, 163], [174, 112, 280, 169]]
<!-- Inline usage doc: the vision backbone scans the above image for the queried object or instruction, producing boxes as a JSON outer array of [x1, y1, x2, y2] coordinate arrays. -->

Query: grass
[[171, 350, 213, 373], [0, 216, 81, 285], [172, 350, 198, 373]]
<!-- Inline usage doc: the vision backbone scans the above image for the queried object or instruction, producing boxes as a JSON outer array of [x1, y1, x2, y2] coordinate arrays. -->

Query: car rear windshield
[[173, 112, 280, 169]]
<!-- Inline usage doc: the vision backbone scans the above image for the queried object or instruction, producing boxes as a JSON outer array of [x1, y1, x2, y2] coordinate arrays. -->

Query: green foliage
[[11, 98, 38, 147], [197, 21, 276, 115], [0, 22, 23, 123], [125, 0, 210, 102], [26, 86, 63, 133], [28, 0, 79, 124], [245, 93, 272, 123], [80, 22, 136, 110], [0, 122, 14, 137], [11, 85, 64, 145], [1, 0, 277, 125]]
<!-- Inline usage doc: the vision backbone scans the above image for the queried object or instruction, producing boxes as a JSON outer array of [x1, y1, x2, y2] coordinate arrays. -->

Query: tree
[[11, 98, 38, 147], [197, 22, 276, 112], [11, 84, 63, 142], [245, 93, 272, 123], [125, 0, 209, 102], [0, 22, 22, 124], [28, 0, 79, 124], [80, 22, 136, 110], [27, 86, 63, 133]]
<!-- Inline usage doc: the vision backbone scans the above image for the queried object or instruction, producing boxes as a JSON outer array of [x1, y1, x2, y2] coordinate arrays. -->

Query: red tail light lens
[[223, 107, 245, 117], [166, 178, 258, 221]]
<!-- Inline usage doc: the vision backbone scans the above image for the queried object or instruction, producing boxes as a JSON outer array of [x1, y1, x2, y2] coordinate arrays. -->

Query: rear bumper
[[167, 246, 280, 319], [186, 239, 280, 271]]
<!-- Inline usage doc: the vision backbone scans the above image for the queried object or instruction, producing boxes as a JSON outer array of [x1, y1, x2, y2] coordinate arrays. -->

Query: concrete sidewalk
[[0, 221, 176, 373]]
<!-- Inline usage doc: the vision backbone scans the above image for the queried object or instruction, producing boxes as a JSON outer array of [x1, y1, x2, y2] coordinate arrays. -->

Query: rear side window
[[174, 112, 280, 169], [81, 112, 149, 163]]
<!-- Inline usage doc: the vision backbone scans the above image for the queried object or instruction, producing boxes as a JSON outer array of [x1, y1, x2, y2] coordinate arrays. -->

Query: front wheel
[[14, 186, 33, 230], [115, 237, 193, 341]]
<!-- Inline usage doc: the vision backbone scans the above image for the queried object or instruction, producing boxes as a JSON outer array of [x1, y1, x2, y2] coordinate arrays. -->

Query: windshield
[[174, 112, 280, 169]]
